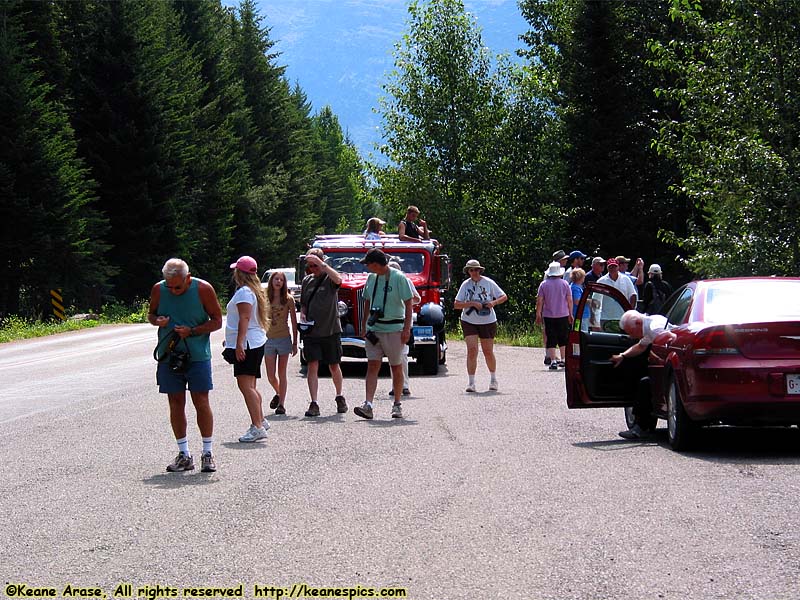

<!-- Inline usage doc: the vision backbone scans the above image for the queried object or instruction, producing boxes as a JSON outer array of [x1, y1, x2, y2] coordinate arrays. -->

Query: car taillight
[[692, 328, 739, 356]]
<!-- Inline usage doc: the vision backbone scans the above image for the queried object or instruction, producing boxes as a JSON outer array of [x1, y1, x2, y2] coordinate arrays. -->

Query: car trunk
[[726, 321, 800, 359]]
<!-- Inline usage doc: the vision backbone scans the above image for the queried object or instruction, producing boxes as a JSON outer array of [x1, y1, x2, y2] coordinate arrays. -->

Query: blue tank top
[[156, 278, 212, 361]]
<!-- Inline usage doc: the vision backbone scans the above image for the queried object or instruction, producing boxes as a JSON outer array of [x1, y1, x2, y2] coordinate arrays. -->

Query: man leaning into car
[[611, 309, 673, 440]]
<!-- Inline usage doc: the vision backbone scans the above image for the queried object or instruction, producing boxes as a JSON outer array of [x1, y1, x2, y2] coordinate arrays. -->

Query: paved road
[[2, 324, 800, 599]]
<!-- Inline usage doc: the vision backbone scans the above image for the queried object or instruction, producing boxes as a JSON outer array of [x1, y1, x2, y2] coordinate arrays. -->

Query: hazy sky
[[238, 0, 529, 158]]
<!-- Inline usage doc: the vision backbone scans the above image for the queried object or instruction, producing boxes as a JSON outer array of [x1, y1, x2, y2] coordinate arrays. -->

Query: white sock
[[468, 374, 476, 386], [365, 400, 373, 408], [176, 437, 190, 455], [202, 437, 213, 454], [490, 372, 497, 383]]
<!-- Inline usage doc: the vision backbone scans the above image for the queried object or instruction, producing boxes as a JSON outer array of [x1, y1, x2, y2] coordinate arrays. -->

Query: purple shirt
[[537, 277, 571, 318]]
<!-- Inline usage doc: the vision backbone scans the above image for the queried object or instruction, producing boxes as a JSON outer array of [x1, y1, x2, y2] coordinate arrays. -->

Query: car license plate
[[787, 375, 800, 395], [413, 325, 433, 338]]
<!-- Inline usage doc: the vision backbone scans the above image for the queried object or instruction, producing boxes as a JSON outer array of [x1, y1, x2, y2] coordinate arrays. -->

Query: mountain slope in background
[[252, 0, 528, 160]]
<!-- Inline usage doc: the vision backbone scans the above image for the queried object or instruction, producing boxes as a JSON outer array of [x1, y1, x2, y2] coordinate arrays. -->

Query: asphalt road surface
[[2, 324, 800, 600]]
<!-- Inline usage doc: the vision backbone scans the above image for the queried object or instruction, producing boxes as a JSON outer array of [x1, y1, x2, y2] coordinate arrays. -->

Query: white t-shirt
[[637, 315, 668, 348], [455, 276, 505, 325], [598, 273, 638, 303], [225, 286, 267, 349]]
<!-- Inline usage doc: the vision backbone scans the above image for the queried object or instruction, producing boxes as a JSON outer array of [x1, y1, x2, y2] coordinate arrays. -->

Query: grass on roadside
[[0, 300, 149, 344], [447, 321, 543, 348]]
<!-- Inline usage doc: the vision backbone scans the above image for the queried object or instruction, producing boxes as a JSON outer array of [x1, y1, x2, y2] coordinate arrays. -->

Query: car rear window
[[703, 280, 800, 323]]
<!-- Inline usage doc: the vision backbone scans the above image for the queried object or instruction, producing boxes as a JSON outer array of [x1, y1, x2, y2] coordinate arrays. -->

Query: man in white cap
[[584, 256, 606, 285]]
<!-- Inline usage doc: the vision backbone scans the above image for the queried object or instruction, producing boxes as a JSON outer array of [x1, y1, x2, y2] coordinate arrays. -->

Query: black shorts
[[461, 320, 498, 339], [544, 316, 570, 348], [303, 333, 342, 365], [232, 344, 265, 378]]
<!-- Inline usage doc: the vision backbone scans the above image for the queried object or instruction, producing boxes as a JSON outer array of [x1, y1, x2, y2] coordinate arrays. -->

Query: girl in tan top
[[264, 271, 299, 414]]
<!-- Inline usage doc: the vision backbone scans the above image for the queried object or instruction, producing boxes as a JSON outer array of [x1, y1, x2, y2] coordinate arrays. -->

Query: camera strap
[[370, 272, 390, 310], [153, 331, 190, 362], [303, 273, 327, 322], [370, 272, 405, 325]]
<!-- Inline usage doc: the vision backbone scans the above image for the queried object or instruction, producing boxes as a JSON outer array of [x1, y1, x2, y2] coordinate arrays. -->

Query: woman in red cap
[[224, 256, 270, 443]]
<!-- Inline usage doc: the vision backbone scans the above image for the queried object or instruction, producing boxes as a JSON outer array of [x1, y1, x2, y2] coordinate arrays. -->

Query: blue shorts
[[157, 359, 213, 394], [264, 336, 292, 357]]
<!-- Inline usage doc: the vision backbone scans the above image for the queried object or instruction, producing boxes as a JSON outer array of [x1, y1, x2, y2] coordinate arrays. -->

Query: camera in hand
[[169, 348, 191, 373], [367, 307, 384, 327]]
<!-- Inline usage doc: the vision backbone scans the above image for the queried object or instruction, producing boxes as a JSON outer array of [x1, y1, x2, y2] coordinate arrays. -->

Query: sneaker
[[354, 402, 374, 420], [239, 425, 268, 443], [465, 384, 477, 393], [489, 380, 498, 391], [262, 418, 271, 431], [275, 405, 286, 415], [269, 394, 280, 410], [548, 363, 559, 371], [544, 356, 552, 365], [335, 395, 348, 413], [619, 424, 652, 440], [304, 401, 320, 417], [200, 451, 216, 472], [557, 360, 566, 368], [166, 452, 194, 472], [391, 403, 403, 419], [389, 388, 412, 397]]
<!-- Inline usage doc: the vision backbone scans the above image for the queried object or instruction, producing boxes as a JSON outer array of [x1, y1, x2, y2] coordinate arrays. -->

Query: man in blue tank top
[[148, 258, 222, 473]]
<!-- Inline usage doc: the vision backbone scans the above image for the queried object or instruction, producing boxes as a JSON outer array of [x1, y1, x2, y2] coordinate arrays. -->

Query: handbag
[[221, 347, 237, 364]]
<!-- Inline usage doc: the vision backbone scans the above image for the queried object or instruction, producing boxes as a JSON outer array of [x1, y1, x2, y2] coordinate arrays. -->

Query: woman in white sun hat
[[536, 261, 573, 370], [454, 259, 508, 392]]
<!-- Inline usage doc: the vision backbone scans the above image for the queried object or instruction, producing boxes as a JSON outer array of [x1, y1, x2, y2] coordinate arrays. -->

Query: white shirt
[[598, 272, 638, 303], [637, 314, 668, 348], [225, 286, 267, 349], [455, 276, 505, 325]]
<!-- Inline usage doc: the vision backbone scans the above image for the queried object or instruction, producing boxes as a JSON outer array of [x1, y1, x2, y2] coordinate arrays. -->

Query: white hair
[[162, 258, 189, 279], [387, 260, 401, 271], [619, 310, 642, 333]]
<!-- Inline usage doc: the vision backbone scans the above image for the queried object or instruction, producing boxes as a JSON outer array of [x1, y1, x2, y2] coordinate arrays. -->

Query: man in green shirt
[[354, 249, 413, 420]]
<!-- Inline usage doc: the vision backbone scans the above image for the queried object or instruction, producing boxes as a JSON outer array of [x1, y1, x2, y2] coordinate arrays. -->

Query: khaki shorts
[[365, 330, 405, 366]]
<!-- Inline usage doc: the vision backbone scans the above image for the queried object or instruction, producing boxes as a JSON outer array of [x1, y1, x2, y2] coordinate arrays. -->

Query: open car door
[[565, 283, 645, 408]]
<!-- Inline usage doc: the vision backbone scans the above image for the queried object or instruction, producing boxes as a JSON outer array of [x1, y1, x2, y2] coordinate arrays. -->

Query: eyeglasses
[[165, 278, 187, 290]]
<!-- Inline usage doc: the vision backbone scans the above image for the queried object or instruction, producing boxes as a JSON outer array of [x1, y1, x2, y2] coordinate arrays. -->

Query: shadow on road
[[142, 471, 220, 489], [575, 426, 800, 464]]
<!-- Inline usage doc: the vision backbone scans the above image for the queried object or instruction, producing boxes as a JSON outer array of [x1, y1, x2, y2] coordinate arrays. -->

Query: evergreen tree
[[0, 0, 110, 316], [62, 0, 206, 302]]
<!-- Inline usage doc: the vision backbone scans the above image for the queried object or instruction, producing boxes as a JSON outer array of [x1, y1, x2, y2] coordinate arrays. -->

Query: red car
[[565, 278, 800, 450]]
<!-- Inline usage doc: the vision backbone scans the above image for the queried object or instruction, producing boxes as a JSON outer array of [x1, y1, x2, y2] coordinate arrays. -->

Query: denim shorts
[[157, 359, 213, 393], [264, 336, 292, 357]]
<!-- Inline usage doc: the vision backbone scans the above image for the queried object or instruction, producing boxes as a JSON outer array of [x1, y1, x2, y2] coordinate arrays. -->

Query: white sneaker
[[239, 425, 268, 443], [262, 418, 270, 431], [465, 384, 476, 393], [489, 380, 498, 391]]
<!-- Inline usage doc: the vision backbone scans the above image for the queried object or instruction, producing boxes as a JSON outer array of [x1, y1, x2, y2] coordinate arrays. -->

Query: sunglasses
[[165, 278, 187, 290]]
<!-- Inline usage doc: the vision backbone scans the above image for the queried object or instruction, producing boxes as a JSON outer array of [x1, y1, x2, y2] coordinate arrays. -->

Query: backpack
[[648, 281, 670, 314]]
